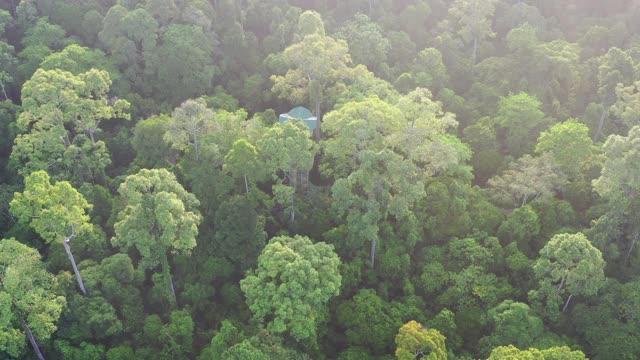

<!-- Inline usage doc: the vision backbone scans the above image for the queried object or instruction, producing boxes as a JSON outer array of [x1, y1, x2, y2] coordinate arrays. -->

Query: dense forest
[[1, 0, 640, 359]]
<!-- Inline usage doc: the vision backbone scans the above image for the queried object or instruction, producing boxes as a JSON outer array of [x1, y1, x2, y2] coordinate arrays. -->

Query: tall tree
[[99, 6, 158, 93], [494, 92, 549, 158], [10, 171, 93, 295], [529, 233, 605, 320], [224, 139, 263, 193], [258, 121, 316, 222], [449, 0, 498, 66], [332, 149, 425, 268], [271, 11, 352, 140], [592, 125, 640, 259], [488, 154, 567, 208], [164, 98, 216, 161], [335, 13, 389, 73], [0, 239, 66, 360], [112, 169, 202, 305], [535, 119, 596, 180], [594, 47, 635, 142], [240, 235, 341, 346], [148, 24, 216, 105], [11, 68, 129, 183], [395, 320, 447, 360]]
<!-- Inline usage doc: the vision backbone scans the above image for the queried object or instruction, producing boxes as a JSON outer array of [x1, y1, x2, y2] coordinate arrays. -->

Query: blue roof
[[288, 106, 313, 119], [279, 106, 317, 131]]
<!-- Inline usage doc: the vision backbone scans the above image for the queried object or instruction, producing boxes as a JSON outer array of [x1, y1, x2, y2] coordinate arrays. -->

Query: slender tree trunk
[[594, 108, 608, 143], [562, 294, 573, 312], [88, 129, 95, 143], [22, 317, 46, 360], [162, 254, 177, 306], [315, 101, 322, 142], [627, 231, 639, 260], [62, 239, 87, 295], [290, 195, 295, 222], [556, 275, 566, 295], [472, 36, 478, 66], [244, 175, 249, 193], [9, 0, 16, 16], [289, 169, 296, 223], [194, 133, 199, 161], [0, 79, 8, 101], [370, 235, 377, 269]]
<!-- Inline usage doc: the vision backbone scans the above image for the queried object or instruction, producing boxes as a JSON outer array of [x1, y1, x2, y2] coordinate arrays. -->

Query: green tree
[[99, 6, 158, 93], [332, 149, 425, 268], [335, 13, 389, 73], [142, 310, 194, 359], [10, 171, 93, 295], [479, 300, 544, 355], [224, 139, 263, 193], [240, 235, 341, 345], [148, 24, 216, 105], [213, 195, 266, 269], [535, 119, 596, 180], [488, 154, 567, 208], [271, 14, 352, 139], [11, 68, 129, 183], [487, 345, 586, 360], [594, 47, 635, 142], [132, 114, 172, 168], [593, 126, 640, 258], [494, 92, 549, 158], [321, 97, 403, 179], [611, 81, 640, 132], [0, 239, 66, 360], [337, 289, 403, 355], [258, 121, 316, 223], [449, 0, 498, 66], [395, 320, 447, 360], [112, 169, 202, 305], [164, 98, 216, 161], [411, 48, 449, 93], [530, 233, 605, 320]]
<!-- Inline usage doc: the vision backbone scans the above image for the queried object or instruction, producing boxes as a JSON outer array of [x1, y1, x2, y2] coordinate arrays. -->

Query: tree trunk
[[556, 275, 566, 295], [244, 175, 249, 193], [562, 294, 573, 312], [315, 101, 322, 142], [370, 235, 377, 269], [593, 108, 608, 143], [0, 78, 8, 101], [627, 231, 639, 260], [89, 129, 95, 143], [289, 169, 296, 223], [194, 133, 199, 161], [472, 36, 478, 66], [62, 239, 87, 296], [290, 192, 295, 223], [162, 254, 177, 306], [22, 317, 46, 360]]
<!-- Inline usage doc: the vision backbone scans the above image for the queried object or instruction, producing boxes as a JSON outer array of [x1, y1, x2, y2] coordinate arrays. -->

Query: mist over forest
[[1, 0, 639, 359]]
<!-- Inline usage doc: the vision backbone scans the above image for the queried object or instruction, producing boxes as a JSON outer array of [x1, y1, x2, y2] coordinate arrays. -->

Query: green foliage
[[494, 92, 549, 158], [337, 289, 403, 355], [487, 345, 586, 360], [3, 2, 640, 359], [479, 300, 544, 355], [11, 68, 129, 184], [395, 320, 447, 360], [240, 235, 341, 345], [0, 238, 66, 358], [530, 233, 606, 321]]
